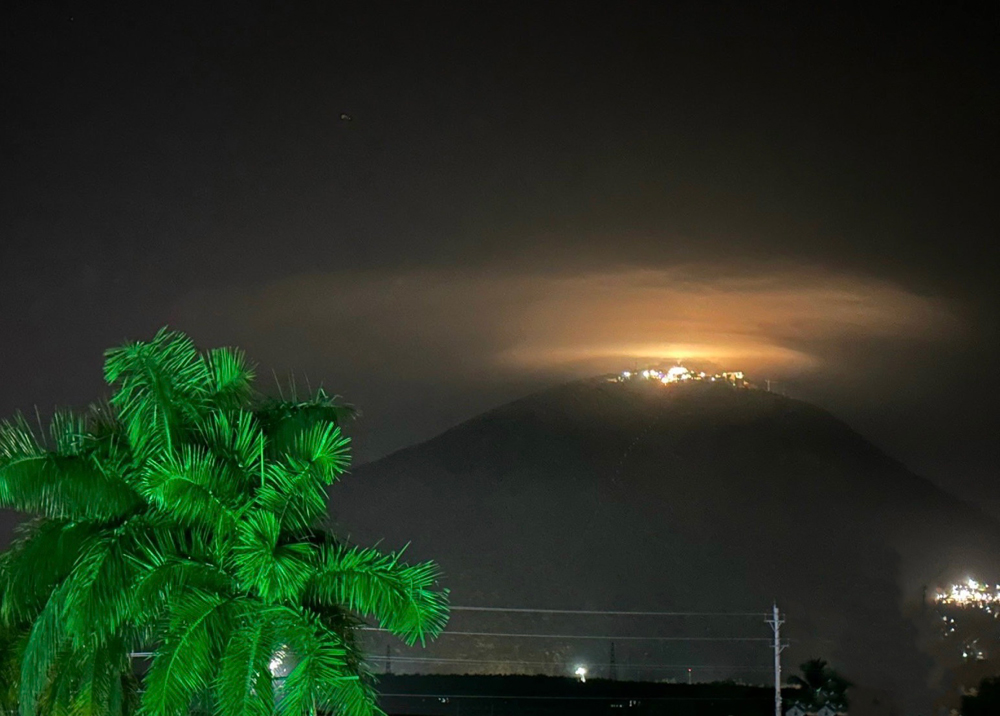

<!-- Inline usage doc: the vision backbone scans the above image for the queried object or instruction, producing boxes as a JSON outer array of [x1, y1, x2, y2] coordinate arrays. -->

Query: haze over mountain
[[331, 377, 1000, 713]]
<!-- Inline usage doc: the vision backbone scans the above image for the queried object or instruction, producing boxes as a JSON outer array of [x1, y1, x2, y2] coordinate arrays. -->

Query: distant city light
[[574, 665, 587, 683]]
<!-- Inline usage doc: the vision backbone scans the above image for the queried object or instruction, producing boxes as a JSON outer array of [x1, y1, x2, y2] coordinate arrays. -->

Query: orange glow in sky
[[176, 262, 957, 384]]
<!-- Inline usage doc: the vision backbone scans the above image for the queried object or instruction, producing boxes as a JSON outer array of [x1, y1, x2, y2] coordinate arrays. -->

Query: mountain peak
[[331, 378, 1000, 711]]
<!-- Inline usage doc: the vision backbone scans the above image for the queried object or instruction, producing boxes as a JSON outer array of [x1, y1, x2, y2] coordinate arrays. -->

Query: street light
[[574, 665, 587, 683]]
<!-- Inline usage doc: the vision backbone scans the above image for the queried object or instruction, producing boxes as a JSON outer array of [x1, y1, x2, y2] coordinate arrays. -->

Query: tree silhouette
[[961, 676, 1000, 716], [0, 329, 448, 716], [787, 658, 851, 711]]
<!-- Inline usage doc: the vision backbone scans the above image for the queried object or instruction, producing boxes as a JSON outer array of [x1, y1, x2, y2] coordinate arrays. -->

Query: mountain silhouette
[[331, 378, 1000, 712]]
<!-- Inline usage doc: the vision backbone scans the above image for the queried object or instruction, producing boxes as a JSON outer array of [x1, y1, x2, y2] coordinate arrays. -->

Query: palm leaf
[[270, 607, 361, 716], [141, 591, 234, 716], [19, 581, 71, 716], [0, 519, 101, 624], [195, 410, 265, 479], [132, 558, 231, 625], [66, 637, 129, 716], [256, 463, 328, 534], [0, 416, 142, 520], [205, 348, 255, 411], [216, 607, 276, 716], [63, 520, 151, 648], [306, 545, 448, 645], [255, 390, 354, 459], [321, 674, 381, 716], [233, 512, 316, 603], [141, 447, 240, 536], [0, 624, 26, 713], [256, 423, 350, 531], [104, 328, 210, 460]]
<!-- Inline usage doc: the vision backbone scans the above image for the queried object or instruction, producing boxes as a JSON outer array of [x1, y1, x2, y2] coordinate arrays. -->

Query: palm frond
[[63, 520, 151, 648], [140, 447, 240, 536], [233, 513, 316, 603], [132, 558, 232, 626], [286, 422, 351, 478], [306, 544, 449, 645], [141, 591, 234, 716], [195, 410, 265, 479], [256, 423, 350, 531], [0, 624, 26, 713], [0, 519, 102, 624], [270, 607, 362, 716], [65, 637, 130, 716], [255, 390, 354, 459], [0, 416, 142, 520], [104, 328, 210, 460], [205, 348, 255, 411], [19, 581, 70, 716], [256, 463, 327, 534], [35, 644, 79, 716], [215, 607, 276, 716], [320, 673, 382, 716]]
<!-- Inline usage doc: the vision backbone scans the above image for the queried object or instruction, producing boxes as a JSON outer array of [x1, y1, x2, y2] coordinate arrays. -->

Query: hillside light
[[574, 665, 587, 683]]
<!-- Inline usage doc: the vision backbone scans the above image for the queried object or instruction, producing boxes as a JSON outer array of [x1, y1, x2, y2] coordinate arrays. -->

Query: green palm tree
[[787, 658, 851, 711], [1, 623, 23, 714], [0, 329, 448, 716]]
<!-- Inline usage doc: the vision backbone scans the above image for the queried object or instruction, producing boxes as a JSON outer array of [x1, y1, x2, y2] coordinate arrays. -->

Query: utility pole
[[766, 603, 786, 716], [385, 644, 391, 674], [609, 641, 617, 681]]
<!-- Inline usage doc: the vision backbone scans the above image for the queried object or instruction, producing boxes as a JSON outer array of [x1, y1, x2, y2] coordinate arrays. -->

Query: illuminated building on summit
[[615, 364, 749, 388]]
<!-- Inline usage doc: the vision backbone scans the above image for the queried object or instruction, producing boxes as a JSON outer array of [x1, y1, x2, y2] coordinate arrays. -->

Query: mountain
[[330, 378, 1000, 712]]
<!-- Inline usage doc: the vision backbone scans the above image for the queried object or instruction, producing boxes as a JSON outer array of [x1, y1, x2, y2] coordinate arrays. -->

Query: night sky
[[2, 3, 997, 520]]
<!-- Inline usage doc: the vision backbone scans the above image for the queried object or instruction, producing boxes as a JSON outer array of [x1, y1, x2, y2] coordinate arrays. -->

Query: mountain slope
[[331, 378, 1000, 711]]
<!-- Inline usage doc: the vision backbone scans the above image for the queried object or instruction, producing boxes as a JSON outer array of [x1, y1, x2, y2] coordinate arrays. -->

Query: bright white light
[[269, 647, 288, 677], [574, 665, 587, 682], [666, 365, 690, 382]]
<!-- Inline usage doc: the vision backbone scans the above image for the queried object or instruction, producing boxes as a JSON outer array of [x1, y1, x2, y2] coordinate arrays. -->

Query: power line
[[373, 655, 772, 672], [450, 606, 765, 617], [378, 693, 766, 702], [362, 628, 770, 641]]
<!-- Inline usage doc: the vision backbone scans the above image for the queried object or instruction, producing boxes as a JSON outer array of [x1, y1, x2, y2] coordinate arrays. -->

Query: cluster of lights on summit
[[617, 365, 748, 387], [933, 578, 1000, 663], [936, 578, 1000, 615]]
